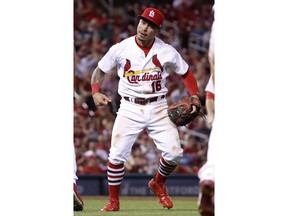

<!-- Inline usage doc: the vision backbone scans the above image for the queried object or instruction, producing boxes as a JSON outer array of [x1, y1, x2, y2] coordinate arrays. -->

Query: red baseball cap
[[139, 7, 165, 28]]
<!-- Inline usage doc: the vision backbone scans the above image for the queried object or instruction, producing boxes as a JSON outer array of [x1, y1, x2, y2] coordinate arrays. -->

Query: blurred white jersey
[[208, 21, 214, 65], [198, 16, 215, 183], [205, 76, 214, 94]]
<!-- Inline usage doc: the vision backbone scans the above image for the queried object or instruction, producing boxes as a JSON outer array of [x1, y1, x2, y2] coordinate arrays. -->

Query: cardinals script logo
[[123, 54, 163, 92]]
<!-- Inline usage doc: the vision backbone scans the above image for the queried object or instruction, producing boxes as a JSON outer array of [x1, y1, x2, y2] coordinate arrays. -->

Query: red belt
[[124, 95, 165, 105]]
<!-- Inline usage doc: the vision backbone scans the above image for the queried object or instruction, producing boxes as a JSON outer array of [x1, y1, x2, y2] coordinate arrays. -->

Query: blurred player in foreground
[[91, 7, 200, 212], [197, 10, 215, 216]]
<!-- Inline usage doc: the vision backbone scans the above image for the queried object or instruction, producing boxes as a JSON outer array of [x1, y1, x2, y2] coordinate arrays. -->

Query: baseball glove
[[167, 96, 203, 126]]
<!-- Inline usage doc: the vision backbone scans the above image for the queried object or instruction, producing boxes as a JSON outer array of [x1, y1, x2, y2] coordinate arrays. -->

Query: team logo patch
[[149, 10, 155, 17]]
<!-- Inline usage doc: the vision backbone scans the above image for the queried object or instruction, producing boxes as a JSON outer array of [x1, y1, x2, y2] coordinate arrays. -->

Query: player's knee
[[163, 151, 183, 165], [172, 155, 182, 165]]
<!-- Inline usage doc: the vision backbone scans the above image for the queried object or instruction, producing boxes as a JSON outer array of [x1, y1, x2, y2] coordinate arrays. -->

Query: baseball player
[[91, 7, 200, 211], [197, 14, 215, 216]]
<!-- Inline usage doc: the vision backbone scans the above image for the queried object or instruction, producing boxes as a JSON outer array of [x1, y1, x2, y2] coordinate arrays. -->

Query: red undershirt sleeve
[[206, 91, 215, 100], [181, 69, 199, 96]]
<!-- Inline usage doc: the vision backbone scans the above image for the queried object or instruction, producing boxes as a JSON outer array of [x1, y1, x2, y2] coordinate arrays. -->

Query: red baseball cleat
[[73, 183, 84, 211], [100, 198, 120, 212], [148, 179, 173, 209], [198, 180, 214, 216]]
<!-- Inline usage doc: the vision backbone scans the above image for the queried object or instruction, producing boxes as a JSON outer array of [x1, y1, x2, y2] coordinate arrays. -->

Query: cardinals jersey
[[98, 36, 189, 98]]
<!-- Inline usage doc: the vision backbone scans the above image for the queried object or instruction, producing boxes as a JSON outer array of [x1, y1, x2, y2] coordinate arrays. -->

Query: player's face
[[136, 19, 159, 46]]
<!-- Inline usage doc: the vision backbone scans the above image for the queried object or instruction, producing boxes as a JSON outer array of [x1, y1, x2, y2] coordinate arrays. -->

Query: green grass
[[74, 196, 201, 216]]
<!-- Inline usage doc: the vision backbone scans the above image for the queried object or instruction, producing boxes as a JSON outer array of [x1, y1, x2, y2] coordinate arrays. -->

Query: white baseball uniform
[[98, 36, 189, 165], [205, 75, 214, 94], [198, 20, 215, 182]]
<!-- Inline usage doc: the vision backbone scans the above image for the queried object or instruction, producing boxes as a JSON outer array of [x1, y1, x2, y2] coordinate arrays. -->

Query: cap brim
[[138, 16, 160, 28]]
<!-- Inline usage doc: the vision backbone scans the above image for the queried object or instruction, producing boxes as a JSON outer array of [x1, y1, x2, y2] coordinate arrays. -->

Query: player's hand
[[92, 92, 111, 106]]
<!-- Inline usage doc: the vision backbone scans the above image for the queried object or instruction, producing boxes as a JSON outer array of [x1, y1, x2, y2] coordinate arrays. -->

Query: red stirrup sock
[[107, 162, 125, 199], [154, 157, 177, 184]]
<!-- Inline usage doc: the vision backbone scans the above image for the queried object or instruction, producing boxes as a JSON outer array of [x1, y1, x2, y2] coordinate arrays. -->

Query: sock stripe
[[107, 169, 125, 175], [107, 167, 125, 172], [108, 178, 123, 184], [160, 157, 177, 168], [159, 164, 176, 172], [108, 176, 124, 181], [108, 162, 124, 169], [158, 157, 177, 177], [158, 169, 168, 177], [107, 162, 124, 186], [159, 167, 173, 175], [107, 171, 125, 177]]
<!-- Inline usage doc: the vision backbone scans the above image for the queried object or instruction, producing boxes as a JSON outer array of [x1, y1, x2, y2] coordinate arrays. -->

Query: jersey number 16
[[151, 80, 161, 93]]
